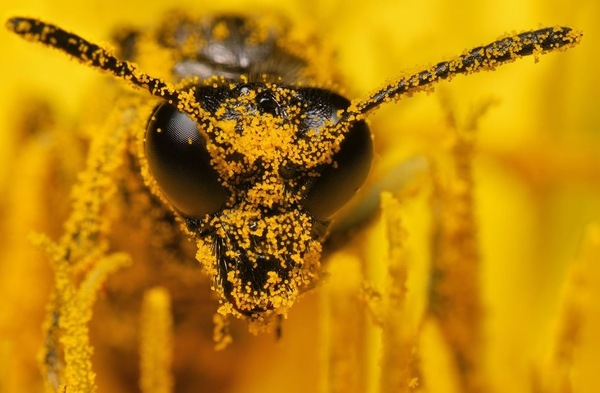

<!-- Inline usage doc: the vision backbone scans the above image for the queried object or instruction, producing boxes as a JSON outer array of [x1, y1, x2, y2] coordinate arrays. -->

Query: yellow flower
[[0, 1, 598, 393]]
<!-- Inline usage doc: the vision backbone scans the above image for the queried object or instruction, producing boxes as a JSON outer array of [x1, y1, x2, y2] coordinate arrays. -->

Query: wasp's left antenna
[[6, 17, 213, 127], [332, 26, 582, 133]]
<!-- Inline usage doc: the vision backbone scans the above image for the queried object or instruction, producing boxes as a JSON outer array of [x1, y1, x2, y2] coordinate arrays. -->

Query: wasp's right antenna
[[333, 26, 582, 132], [6, 17, 214, 128]]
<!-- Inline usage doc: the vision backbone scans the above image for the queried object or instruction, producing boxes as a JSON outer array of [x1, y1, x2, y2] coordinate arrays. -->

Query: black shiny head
[[145, 82, 373, 222], [145, 80, 373, 316]]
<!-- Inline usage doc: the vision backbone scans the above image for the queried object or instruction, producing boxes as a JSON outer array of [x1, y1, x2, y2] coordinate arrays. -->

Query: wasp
[[6, 13, 581, 318], [6, 11, 582, 378]]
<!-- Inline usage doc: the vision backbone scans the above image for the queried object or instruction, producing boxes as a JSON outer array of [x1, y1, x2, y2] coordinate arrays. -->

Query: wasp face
[[145, 80, 373, 316], [210, 206, 322, 315]]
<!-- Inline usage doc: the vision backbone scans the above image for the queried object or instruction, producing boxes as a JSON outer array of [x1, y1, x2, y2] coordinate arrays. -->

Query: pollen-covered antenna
[[333, 26, 582, 132], [6, 17, 213, 127]]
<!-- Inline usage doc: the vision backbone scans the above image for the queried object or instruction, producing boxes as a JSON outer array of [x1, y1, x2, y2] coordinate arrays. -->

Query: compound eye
[[145, 103, 228, 218], [303, 120, 373, 219]]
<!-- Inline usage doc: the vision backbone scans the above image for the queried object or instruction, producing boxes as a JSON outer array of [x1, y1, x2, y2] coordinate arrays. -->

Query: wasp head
[[145, 78, 373, 317]]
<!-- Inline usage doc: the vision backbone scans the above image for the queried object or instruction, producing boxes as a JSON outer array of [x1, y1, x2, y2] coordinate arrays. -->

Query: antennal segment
[[6, 17, 213, 126], [336, 26, 582, 128]]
